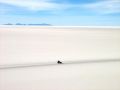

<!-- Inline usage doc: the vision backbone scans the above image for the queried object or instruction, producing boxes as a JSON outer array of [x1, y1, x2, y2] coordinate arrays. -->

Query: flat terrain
[[0, 26, 120, 64], [0, 26, 120, 90]]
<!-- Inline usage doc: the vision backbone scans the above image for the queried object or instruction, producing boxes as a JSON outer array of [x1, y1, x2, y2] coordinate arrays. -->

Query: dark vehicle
[[57, 60, 62, 64]]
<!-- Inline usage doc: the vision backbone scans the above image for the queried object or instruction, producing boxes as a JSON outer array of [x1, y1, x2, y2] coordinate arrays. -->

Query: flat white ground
[[0, 62, 120, 90], [0, 26, 120, 90], [0, 26, 120, 64]]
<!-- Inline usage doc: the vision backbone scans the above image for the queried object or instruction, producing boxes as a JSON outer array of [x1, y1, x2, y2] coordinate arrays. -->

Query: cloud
[[0, 0, 120, 14], [83, 0, 120, 14], [0, 0, 81, 13], [0, 0, 62, 11]]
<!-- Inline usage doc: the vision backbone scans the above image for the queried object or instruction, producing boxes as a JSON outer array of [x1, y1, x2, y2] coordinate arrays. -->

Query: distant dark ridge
[[0, 59, 120, 69], [27, 24, 51, 26], [2, 23, 52, 26]]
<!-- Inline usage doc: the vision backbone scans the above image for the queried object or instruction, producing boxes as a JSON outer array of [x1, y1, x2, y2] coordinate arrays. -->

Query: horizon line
[[0, 25, 120, 28]]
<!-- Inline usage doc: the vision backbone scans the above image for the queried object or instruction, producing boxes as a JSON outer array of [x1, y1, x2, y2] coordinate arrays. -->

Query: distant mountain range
[[2, 23, 52, 26]]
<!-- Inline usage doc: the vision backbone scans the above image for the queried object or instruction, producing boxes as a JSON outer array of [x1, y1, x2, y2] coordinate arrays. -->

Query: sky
[[0, 0, 120, 26]]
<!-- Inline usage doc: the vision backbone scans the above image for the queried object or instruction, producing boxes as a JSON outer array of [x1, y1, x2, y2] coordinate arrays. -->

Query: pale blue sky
[[0, 0, 120, 26]]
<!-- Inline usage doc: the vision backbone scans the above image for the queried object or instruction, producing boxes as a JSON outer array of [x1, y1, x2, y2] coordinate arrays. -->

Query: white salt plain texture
[[0, 26, 120, 90], [0, 26, 120, 64]]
